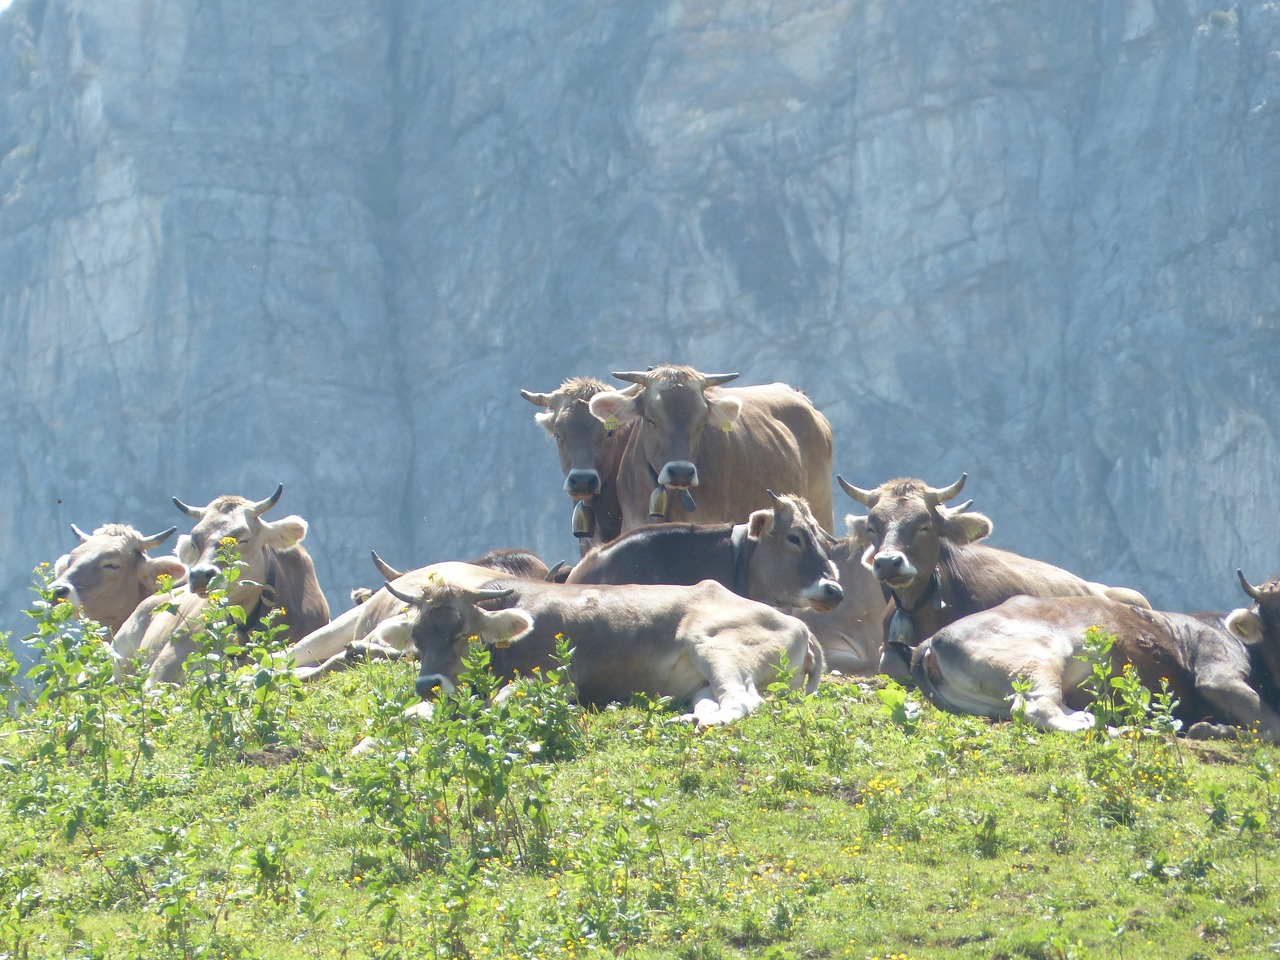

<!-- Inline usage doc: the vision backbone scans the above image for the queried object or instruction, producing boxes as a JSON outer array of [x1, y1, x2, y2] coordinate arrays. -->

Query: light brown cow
[[588, 366, 835, 535], [389, 573, 823, 724], [521, 377, 635, 554], [49, 523, 184, 634], [839, 473, 1149, 681], [112, 484, 329, 684], [911, 570, 1280, 740]]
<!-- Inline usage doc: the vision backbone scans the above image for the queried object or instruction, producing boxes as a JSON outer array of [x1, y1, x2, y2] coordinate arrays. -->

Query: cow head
[[384, 580, 533, 698], [588, 365, 741, 493], [1227, 570, 1280, 680], [839, 474, 992, 593], [747, 491, 843, 612], [522, 377, 635, 502], [49, 523, 184, 633], [173, 484, 308, 600]]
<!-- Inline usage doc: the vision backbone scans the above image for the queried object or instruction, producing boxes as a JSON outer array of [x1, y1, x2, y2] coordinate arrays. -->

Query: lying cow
[[49, 523, 183, 634], [838, 473, 1149, 681], [911, 570, 1280, 740], [386, 571, 824, 726], [521, 377, 635, 554], [286, 548, 555, 676], [113, 484, 329, 684], [564, 492, 882, 673], [589, 365, 835, 534]]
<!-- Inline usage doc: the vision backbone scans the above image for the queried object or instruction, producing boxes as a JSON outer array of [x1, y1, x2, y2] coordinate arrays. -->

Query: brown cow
[[112, 484, 330, 684], [839, 473, 1149, 681], [49, 523, 184, 635], [588, 366, 835, 535], [387, 573, 823, 723], [521, 377, 635, 554], [911, 570, 1280, 740]]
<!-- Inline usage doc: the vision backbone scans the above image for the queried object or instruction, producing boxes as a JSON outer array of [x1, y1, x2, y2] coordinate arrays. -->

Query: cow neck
[[889, 568, 942, 616], [238, 548, 281, 639], [729, 524, 756, 598]]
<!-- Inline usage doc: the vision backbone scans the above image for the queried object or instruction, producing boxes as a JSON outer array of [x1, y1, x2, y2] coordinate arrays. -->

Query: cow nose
[[821, 581, 843, 604], [564, 469, 600, 497], [873, 552, 907, 578], [659, 461, 698, 488], [189, 566, 217, 593], [416, 673, 455, 699], [50, 583, 71, 599]]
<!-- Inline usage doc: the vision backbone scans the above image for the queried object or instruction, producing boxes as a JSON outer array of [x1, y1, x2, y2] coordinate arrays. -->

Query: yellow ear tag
[[602, 415, 620, 432], [494, 636, 511, 649], [720, 420, 734, 432]]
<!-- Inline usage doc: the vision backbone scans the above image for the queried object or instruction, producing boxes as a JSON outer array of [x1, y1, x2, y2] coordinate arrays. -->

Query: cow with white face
[[49, 523, 184, 634]]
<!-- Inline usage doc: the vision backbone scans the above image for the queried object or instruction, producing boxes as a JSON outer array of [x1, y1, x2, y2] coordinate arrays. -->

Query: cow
[[385, 572, 824, 725], [286, 548, 555, 675], [587, 365, 835, 535], [112, 484, 330, 684], [838, 473, 1150, 681], [49, 523, 184, 634], [563, 491, 881, 672], [521, 377, 635, 555], [910, 569, 1280, 740]]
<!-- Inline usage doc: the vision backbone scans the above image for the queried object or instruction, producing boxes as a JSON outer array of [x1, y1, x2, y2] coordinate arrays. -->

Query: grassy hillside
[[1, 571, 1278, 960]]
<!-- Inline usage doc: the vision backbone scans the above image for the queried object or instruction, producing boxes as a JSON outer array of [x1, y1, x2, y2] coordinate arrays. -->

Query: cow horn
[[172, 496, 206, 519], [462, 586, 516, 604], [702, 372, 739, 388], [520, 389, 552, 407], [371, 550, 404, 581], [70, 523, 92, 543], [925, 474, 967, 506], [766, 488, 780, 503], [837, 475, 880, 508], [612, 370, 652, 386], [1237, 568, 1264, 602], [384, 580, 421, 606], [545, 561, 568, 582], [138, 526, 179, 551], [250, 483, 284, 517]]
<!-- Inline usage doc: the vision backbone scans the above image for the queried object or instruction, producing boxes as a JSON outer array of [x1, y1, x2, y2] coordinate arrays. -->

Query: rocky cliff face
[[1, 0, 1277, 642]]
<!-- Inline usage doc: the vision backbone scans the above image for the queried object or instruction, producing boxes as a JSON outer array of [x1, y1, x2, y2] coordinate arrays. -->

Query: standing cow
[[911, 569, 1280, 740], [839, 474, 1149, 680], [113, 484, 330, 684], [588, 365, 835, 534], [49, 523, 184, 634], [521, 377, 635, 555]]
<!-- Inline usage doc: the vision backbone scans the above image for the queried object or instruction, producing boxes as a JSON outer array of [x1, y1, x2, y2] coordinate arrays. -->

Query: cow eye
[[916, 524, 932, 537], [787, 534, 802, 546], [102, 561, 121, 571]]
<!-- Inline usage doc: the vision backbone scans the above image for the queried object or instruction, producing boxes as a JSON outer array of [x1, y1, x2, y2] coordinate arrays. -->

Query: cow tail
[[804, 631, 825, 694]]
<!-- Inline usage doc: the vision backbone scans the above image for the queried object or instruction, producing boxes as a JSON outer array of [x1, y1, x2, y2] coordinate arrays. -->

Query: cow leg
[[1017, 688, 1096, 733], [673, 680, 763, 726], [287, 604, 366, 667], [1191, 674, 1280, 742]]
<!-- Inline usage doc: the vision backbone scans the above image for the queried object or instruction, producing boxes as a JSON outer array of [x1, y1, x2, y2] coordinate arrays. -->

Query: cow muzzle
[[49, 581, 79, 607], [657, 461, 699, 489], [416, 672, 457, 699], [802, 578, 844, 613], [564, 469, 600, 500], [871, 551, 917, 586], [188, 565, 219, 596]]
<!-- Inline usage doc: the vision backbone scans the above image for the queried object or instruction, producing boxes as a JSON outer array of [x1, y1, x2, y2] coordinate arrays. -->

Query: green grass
[[2, 583, 1279, 960]]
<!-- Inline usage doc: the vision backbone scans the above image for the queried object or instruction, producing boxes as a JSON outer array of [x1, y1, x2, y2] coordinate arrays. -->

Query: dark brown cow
[[839, 473, 1149, 681], [521, 378, 635, 554], [589, 365, 835, 535], [910, 570, 1280, 740], [49, 523, 184, 634], [385, 571, 823, 724], [565, 492, 842, 611]]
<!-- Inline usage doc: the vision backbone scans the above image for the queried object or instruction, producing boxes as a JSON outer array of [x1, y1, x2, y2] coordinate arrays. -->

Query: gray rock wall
[[1, 0, 1277, 641]]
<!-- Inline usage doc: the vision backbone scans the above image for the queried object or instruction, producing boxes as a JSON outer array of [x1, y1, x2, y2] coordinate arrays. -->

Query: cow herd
[[45, 364, 1280, 746]]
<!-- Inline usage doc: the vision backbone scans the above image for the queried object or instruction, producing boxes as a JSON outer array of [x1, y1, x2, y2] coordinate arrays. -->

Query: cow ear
[[534, 409, 556, 434], [145, 556, 187, 586], [939, 511, 993, 544], [589, 389, 642, 426], [747, 508, 775, 539], [54, 553, 72, 577], [176, 535, 198, 565], [1226, 607, 1265, 645], [844, 514, 871, 549], [262, 515, 308, 548], [476, 607, 534, 647], [707, 394, 743, 431]]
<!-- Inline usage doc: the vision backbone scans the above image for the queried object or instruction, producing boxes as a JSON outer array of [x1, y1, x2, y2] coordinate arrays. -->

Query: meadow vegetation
[[1, 564, 1278, 959]]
